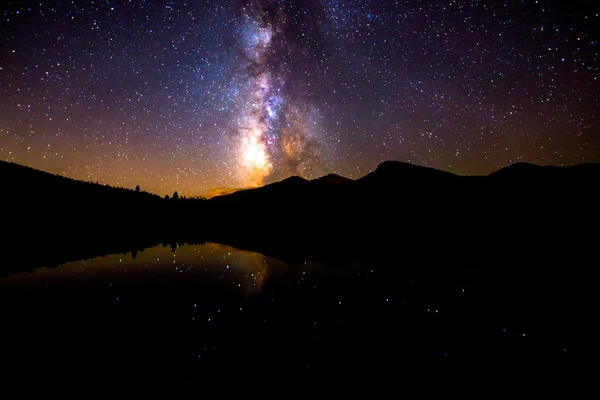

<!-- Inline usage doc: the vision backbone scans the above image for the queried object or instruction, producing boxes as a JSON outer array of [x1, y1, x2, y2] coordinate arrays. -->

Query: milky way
[[0, 1, 598, 196], [231, 0, 327, 187]]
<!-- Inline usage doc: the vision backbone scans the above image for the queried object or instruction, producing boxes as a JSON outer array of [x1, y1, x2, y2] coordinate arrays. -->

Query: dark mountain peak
[[489, 161, 600, 180], [511, 161, 538, 168], [209, 175, 309, 201], [266, 175, 309, 189], [490, 162, 547, 176], [375, 160, 455, 175], [280, 175, 308, 183], [311, 173, 353, 186], [377, 160, 414, 169], [355, 161, 457, 187], [1, 159, 61, 181]]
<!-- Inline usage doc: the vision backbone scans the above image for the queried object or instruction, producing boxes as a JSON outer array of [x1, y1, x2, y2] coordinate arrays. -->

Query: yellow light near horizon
[[240, 124, 272, 187]]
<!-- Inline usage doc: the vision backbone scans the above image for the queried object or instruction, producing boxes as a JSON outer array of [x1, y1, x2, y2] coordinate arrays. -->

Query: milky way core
[[232, 2, 326, 187]]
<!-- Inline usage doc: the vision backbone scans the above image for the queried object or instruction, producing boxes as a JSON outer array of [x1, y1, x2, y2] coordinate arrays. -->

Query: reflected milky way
[[0, 242, 295, 294]]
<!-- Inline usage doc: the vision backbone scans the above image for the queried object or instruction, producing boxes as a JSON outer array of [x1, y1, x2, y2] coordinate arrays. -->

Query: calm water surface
[[0, 242, 596, 392]]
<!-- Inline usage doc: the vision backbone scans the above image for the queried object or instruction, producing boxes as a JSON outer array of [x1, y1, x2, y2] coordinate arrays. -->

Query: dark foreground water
[[0, 242, 597, 394]]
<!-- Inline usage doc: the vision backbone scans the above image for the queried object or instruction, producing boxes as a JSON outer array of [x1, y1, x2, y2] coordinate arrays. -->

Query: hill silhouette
[[312, 173, 353, 186], [203, 186, 246, 198], [1, 160, 164, 205], [353, 160, 459, 187], [1, 160, 207, 274], [2, 159, 599, 274], [489, 161, 600, 180]]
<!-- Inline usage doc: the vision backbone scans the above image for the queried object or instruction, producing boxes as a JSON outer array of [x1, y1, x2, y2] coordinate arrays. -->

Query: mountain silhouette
[[203, 186, 246, 198], [209, 161, 460, 203], [209, 175, 311, 207], [1, 160, 208, 275], [210, 173, 354, 205], [354, 160, 458, 187], [489, 161, 600, 180], [311, 173, 354, 186], [0, 159, 164, 202], [2, 159, 599, 275], [206, 159, 599, 253], [5, 158, 599, 212], [206, 159, 600, 205]]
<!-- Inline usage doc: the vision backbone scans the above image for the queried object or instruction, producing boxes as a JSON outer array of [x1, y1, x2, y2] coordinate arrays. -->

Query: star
[[0, 1, 596, 196]]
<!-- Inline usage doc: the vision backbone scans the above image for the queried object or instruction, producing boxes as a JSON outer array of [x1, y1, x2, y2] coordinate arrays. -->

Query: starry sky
[[1, 0, 598, 197]]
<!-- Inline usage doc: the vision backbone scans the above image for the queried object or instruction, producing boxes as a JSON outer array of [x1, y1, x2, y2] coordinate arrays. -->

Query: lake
[[0, 242, 596, 393]]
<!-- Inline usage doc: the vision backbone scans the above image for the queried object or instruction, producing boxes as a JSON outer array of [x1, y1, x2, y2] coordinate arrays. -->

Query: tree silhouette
[[165, 194, 170, 200], [173, 191, 179, 200], [135, 185, 140, 193]]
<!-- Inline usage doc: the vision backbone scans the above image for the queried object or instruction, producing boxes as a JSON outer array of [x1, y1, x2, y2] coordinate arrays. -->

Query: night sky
[[1, 1, 598, 197]]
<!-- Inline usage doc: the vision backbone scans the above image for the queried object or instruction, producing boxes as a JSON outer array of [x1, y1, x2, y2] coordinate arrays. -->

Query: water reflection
[[0, 242, 314, 295], [0, 240, 596, 394]]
